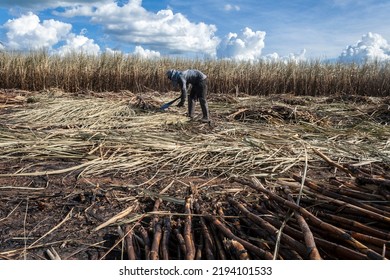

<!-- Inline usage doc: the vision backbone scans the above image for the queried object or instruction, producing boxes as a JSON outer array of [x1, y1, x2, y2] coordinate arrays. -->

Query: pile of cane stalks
[[0, 89, 389, 260], [118, 172, 389, 261]]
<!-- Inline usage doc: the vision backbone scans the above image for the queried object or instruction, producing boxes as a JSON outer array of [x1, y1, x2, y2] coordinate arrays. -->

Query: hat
[[166, 69, 177, 80]]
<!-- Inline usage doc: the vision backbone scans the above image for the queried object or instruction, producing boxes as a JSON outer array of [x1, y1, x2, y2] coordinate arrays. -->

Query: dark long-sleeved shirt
[[170, 69, 207, 103]]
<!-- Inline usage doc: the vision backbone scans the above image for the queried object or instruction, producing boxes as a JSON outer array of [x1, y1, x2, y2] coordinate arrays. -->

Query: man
[[166, 69, 210, 123]]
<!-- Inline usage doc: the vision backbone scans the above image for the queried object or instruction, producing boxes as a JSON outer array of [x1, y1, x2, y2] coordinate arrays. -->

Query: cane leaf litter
[[0, 88, 389, 260]]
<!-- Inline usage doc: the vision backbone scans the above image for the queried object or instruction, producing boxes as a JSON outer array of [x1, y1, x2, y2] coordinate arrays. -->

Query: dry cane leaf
[[93, 203, 138, 231]]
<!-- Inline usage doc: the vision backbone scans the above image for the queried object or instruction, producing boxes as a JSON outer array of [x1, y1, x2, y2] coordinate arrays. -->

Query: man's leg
[[199, 98, 209, 122], [199, 80, 210, 122], [188, 97, 195, 119]]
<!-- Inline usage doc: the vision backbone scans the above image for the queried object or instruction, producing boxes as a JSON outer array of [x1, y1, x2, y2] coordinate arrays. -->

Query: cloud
[[262, 49, 307, 63], [104, 45, 161, 59], [57, 33, 100, 56], [217, 27, 306, 62], [0, 1, 307, 61], [1, 12, 100, 56], [0, 0, 107, 9], [224, 4, 240, 11], [105, 47, 122, 55], [217, 27, 266, 61], [339, 32, 390, 63], [4, 12, 71, 50], [56, 0, 220, 57], [133, 46, 160, 59]]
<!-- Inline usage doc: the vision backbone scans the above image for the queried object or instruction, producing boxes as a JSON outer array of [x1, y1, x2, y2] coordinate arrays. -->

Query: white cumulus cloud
[[133, 46, 160, 59], [217, 27, 266, 61], [57, 33, 100, 56], [0, 1, 309, 62], [1, 12, 100, 56], [339, 32, 390, 63], [0, 0, 108, 9], [56, 0, 220, 57], [262, 49, 307, 63], [4, 12, 71, 51], [105, 47, 123, 55]]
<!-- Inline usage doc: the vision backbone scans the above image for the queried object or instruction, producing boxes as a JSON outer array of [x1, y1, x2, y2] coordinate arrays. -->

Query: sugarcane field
[[0, 53, 390, 260]]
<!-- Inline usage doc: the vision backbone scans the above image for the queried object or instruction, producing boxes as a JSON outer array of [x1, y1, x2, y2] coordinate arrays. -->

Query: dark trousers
[[188, 79, 209, 119]]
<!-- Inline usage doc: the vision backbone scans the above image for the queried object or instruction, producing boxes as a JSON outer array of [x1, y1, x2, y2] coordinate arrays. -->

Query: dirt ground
[[0, 89, 389, 260]]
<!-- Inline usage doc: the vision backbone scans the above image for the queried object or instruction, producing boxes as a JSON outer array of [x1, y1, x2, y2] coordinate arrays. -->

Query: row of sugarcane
[[116, 171, 389, 260]]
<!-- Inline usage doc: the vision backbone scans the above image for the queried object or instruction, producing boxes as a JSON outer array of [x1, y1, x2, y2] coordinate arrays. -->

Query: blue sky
[[1, 0, 390, 62]]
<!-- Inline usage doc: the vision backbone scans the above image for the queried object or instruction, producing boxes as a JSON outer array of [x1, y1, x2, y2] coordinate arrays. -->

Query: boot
[[199, 98, 210, 122]]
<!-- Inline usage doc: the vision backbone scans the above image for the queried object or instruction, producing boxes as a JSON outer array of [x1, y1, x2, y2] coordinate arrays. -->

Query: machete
[[159, 96, 181, 110]]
